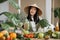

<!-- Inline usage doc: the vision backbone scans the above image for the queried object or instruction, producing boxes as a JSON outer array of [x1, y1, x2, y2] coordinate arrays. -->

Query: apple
[[22, 29, 29, 34], [52, 33, 57, 37], [52, 31, 60, 39], [38, 33, 44, 39]]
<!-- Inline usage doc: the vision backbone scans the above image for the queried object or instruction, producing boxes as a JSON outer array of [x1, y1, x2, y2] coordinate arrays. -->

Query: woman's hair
[[27, 6, 40, 24]]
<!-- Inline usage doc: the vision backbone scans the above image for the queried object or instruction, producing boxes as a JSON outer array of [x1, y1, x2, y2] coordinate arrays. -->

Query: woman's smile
[[30, 7, 37, 16]]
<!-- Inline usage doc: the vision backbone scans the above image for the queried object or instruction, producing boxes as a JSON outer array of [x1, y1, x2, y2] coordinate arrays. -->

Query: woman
[[23, 4, 54, 32]]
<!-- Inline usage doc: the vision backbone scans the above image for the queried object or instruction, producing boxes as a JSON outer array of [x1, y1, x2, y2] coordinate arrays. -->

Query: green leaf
[[54, 8, 60, 19], [1, 23, 10, 30], [58, 8, 60, 19], [2, 12, 21, 20], [1, 12, 22, 26], [54, 9, 58, 18], [11, 17, 20, 26], [5, 22, 15, 27], [39, 19, 50, 28], [13, 13, 21, 20], [1, 12, 14, 19], [8, 0, 20, 9]]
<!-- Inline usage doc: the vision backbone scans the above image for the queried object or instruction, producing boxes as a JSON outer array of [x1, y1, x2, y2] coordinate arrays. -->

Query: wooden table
[[17, 38, 60, 40], [31, 38, 60, 40]]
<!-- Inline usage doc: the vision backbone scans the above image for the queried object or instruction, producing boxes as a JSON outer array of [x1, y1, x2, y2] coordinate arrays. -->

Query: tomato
[[24, 33, 34, 38], [27, 35, 30, 38], [30, 35, 34, 38], [6, 37, 12, 40]]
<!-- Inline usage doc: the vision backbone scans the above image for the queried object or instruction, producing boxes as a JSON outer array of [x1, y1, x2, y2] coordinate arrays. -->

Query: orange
[[0, 32, 3, 38], [0, 36, 6, 40], [9, 32, 17, 39]]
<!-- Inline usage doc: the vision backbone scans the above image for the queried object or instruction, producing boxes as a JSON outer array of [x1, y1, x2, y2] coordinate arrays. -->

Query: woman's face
[[30, 7, 37, 16]]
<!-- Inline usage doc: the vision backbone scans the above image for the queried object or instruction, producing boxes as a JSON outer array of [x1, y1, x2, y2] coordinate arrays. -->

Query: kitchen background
[[0, 0, 60, 26]]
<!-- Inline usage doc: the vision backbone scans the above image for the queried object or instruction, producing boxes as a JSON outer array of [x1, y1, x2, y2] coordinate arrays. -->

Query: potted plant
[[54, 8, 60, 31], [0, 0, 22, 31]]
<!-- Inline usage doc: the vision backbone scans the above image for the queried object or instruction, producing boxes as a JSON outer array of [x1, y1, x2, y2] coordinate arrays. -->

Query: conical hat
[[24, 4, 42, 16]]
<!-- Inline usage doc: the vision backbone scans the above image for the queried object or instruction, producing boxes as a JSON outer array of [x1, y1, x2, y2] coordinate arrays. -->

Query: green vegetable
[[39, 19, 50, 28], [34, 33, 39, 38], [25, 38, 31, 40], [52, 32, 60, 39], [17, 33, 24, 39]]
